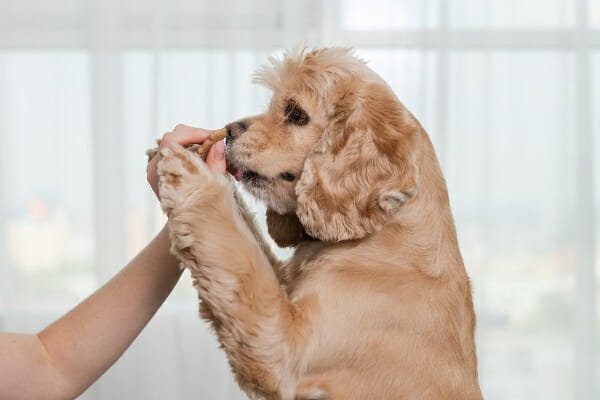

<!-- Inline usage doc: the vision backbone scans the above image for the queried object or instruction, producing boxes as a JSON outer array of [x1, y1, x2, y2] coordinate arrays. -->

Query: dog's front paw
[[157, 143, 226, 216]]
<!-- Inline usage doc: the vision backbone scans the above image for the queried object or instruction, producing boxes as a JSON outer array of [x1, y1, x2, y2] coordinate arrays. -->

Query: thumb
[[205, 141, 226, 175]]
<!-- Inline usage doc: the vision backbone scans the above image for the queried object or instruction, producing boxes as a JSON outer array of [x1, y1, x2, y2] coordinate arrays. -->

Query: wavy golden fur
[[157, 47, 482, 399]]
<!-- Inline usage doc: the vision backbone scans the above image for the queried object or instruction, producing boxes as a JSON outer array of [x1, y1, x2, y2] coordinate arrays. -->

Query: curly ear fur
[[295, 81, 420, 242]]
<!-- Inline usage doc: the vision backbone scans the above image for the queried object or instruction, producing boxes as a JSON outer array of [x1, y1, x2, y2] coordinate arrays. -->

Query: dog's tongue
[[234, 169, 245, 181], [226, 161, 245, 181]]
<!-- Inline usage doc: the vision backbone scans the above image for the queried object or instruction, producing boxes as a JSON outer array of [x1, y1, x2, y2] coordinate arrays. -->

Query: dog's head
[[226, 47, 421, 244]]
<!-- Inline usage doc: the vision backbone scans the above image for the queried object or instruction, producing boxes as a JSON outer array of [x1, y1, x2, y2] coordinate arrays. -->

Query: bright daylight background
[[0, 0, 599, 398]]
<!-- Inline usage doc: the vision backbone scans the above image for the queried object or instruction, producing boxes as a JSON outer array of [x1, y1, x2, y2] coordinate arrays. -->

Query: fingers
[[205, 141, 226, 175], [160, 124, 212, 148], [148, 124, 228, 199]]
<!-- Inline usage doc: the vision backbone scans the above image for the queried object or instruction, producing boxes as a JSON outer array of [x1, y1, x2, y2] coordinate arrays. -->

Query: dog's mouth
[[226, 157, 298, 213], [227, 162, 269, 184], [237, 169, 268, 183], [225, 144, 297, 188]]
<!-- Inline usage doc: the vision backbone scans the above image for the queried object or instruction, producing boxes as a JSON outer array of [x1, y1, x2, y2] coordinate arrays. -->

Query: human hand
[[147, 124, 226, 198]]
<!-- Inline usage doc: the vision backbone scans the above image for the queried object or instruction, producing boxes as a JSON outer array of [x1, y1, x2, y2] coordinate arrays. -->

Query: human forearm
[[0, 125, 224, 400], [36, 225, 182, 398]]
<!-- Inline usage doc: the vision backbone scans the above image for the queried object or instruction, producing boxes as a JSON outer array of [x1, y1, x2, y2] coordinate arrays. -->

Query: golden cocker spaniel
[[157, 47, 483, 400]]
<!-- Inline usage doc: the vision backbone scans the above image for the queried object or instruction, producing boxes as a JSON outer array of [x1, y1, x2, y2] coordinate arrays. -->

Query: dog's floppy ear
[[295, 82, 420, 242], [266, 208, 310, 247]]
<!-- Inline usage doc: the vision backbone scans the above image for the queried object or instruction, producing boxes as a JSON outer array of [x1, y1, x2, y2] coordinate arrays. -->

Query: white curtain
[[0, 0, 598, 399]]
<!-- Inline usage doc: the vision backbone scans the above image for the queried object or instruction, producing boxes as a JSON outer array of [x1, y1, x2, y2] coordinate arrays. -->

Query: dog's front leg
[[158, 144, 299, 399]]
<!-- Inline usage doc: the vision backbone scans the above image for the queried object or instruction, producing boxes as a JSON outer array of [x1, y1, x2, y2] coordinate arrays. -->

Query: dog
[[157, 47, 483, 400]]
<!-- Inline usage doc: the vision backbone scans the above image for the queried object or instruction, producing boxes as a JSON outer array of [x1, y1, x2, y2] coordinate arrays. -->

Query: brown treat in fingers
[[190, 128, 227, 160], [145, 128, 227, 162]]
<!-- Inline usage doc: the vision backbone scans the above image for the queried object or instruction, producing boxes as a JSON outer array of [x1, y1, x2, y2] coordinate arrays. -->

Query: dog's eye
[[284, 100, 310, 126], [279, 172, 296, 182]]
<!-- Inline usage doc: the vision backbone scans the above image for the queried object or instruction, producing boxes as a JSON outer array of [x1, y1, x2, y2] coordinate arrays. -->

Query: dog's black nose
[[226, 121, 248, 143]]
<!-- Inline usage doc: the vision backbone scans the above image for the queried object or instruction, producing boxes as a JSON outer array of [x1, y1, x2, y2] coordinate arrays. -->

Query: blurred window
[[0, 1, 598, 399]]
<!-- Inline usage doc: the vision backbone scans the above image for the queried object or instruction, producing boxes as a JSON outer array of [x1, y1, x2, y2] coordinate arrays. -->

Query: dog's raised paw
[[157, 144, 209, 214]]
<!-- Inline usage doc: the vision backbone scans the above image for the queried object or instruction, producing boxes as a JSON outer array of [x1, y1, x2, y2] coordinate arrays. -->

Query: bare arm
[[0, 126, 225, 400], [0, 225, 182, 399]]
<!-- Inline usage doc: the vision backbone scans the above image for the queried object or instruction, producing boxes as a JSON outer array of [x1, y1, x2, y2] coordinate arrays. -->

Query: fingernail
[[214, 141, 225, 160]]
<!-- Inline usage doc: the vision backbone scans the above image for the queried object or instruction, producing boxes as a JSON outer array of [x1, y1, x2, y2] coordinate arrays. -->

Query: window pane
[[593, 52, 600, 268], [121, 0, 284, 30], [447, 51, 576, 399], [0, 51, 94, 309], [342, 0, 576, 30], [449, 0, 575, 29], [341, 0, 439, 30], [0, 0, 85, 28], [591, 0, 600, 27], [122, 51, 162, 259], [355, 49, 438, 135]]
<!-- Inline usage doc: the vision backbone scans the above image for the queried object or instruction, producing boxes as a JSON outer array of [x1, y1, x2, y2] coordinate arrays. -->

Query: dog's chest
[[281, 255, 316, 294], [280, 241, 355, 299]]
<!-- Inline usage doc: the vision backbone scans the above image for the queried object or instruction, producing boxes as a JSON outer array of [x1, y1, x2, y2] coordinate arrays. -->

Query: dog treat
[[146, 127, 227, 162], [191, 127, 227, 159]]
